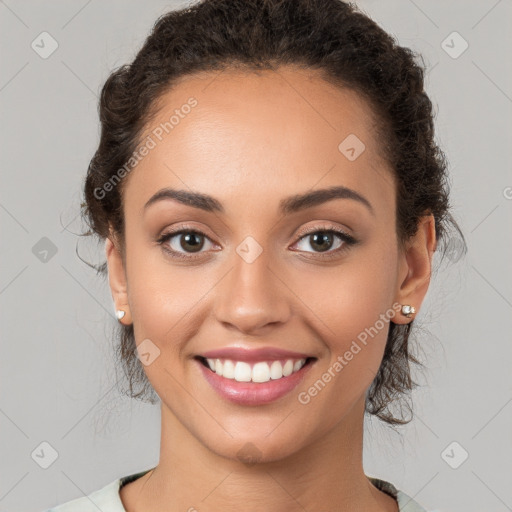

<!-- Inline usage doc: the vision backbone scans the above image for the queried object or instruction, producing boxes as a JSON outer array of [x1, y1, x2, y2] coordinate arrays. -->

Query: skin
[[105, 65, 436, 512]]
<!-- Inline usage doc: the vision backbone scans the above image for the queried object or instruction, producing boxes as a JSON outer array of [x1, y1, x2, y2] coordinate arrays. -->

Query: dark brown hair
[[79, 0, 466, 426]]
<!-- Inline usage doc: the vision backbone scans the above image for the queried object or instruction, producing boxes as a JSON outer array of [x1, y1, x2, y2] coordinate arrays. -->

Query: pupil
[[311, 232, 332, 252], [181, 232, 204, 252]]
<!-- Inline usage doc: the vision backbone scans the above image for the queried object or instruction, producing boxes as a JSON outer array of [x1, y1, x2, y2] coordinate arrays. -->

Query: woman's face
[[106, 66, 433, 462]]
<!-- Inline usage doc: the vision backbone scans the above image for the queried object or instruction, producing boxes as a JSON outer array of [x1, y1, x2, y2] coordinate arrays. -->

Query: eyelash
[[156, 224, 358, 261]]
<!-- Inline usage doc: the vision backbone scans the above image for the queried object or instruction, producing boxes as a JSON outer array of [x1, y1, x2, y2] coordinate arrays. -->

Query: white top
[[43, 468, 428, 512]]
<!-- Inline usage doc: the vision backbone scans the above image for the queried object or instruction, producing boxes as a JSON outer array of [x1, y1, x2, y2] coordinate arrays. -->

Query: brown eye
[[305, 231, 336, 252], [290, 226, 359, 260], [293, 229, 356, 254], [176, 231, 205, 253], [157, 228, 215, 259]]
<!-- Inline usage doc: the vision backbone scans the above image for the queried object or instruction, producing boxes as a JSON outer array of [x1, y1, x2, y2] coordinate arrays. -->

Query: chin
[[201, 429, 308, 467]]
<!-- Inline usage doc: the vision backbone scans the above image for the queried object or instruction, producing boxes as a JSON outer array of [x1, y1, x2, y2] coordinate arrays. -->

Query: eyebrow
[[143, 185, 374, 216]]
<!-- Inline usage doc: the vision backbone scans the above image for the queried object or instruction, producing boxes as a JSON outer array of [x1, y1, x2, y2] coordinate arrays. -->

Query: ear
[[105, 232, 132, 325], [392, 214, 437, 325]]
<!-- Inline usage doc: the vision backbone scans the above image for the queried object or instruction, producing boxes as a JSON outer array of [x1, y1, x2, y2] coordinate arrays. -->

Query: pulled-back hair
[[80, 0, 466, 426]]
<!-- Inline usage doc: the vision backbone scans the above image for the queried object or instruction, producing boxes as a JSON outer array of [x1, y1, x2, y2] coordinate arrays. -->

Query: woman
[[45, 0, 465, 510]]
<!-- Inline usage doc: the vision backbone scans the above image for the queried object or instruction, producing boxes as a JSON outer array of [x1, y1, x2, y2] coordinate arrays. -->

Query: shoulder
[[368, 476, 429, 512], [41, 478, 123, 512], [41, 469, 152, 512]]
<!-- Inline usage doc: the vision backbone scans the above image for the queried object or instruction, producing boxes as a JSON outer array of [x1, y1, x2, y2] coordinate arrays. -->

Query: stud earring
[[401, 305, 416, 318], [116, 310, 126, 320]]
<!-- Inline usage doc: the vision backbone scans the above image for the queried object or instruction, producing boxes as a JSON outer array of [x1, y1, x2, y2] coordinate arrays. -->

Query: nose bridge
[[213, 238, 291, 333]]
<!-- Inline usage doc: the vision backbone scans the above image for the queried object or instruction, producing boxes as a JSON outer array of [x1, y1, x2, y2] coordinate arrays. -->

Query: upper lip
[[199, 347, 315, 362]]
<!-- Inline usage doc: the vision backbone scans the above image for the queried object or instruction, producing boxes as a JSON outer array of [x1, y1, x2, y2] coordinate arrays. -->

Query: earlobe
[[392, 214, 436, 325], [105, 236, 132, 325]]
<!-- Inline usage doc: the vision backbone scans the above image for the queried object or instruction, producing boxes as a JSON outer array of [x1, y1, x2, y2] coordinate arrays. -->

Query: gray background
[[1, 1, 511, 511]]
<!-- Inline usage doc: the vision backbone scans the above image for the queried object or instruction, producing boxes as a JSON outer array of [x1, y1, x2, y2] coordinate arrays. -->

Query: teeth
[[270, 360, 282, 379], [204, 358, 307, 383], [252, 362, 270, 383], [293, 360, 303, 372], [222, 359, 235, 379], [234, 361, 252, 382], [282, 360, 294, 376]]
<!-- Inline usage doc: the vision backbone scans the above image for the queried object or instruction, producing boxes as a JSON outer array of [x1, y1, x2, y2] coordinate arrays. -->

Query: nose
[[213, 248, 292, 335]]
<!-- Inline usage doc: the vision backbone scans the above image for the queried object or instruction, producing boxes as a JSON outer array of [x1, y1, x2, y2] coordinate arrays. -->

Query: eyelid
[[157, 222, 354, 244], [157, 221, 358, 259], [156, 226, 218, 261], [293, 222, 355, 242], [158, 222, 218, 242]]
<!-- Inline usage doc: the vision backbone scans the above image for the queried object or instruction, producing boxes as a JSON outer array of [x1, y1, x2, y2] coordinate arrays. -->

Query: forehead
[[124, 66, 394, 218]]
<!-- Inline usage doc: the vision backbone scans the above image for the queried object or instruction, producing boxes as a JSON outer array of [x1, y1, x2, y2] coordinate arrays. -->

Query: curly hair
[[79, 0, 466, 426]]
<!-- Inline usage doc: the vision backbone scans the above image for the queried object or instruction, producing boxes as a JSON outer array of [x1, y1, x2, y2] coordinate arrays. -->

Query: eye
[[291, 226, 358, 259], [156, 224, 358, 261], [156, 227, 216, 259]]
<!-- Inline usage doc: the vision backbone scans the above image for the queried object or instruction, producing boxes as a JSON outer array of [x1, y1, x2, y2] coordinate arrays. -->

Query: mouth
[[195, 355, 317, 384], [195, 354, 317, 405]]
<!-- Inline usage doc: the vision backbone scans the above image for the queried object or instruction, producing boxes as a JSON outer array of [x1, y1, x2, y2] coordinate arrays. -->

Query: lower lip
[[196, 359, 314, 406]]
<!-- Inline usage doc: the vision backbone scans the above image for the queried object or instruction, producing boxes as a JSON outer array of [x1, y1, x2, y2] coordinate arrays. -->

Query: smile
[[200, 357, 311, 383], [195, 356, 316, 406]]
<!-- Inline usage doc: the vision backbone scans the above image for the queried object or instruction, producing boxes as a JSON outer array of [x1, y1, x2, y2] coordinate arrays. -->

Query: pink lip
[[196, 358, 315, 406], [200, 346, 313, 362]]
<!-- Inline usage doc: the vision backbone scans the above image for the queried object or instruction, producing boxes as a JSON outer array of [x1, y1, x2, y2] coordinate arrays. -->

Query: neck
[[126, 397, 397, 512]]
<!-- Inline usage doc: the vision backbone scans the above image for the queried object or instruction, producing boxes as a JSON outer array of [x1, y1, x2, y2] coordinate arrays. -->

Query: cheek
[[129, 271, 206, 350], [306, 241, 397, 336], [299, 241, 398, 389], [124, 238, 203, 353], [126, 223, 398, 385]]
